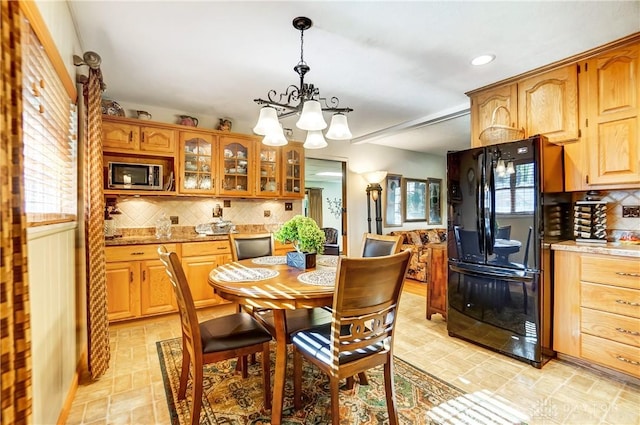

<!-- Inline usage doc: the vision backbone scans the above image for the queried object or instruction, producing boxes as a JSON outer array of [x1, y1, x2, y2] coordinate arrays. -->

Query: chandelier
[[253, 17, 353, 149]]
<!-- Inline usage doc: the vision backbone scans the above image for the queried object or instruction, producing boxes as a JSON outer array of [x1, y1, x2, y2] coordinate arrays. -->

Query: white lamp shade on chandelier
[[325, 113, 352, 140], [295, 100, 327, 131], [261, 125, 288, 146], [253, 107, 280, 136], [303, 130, 328, 149]]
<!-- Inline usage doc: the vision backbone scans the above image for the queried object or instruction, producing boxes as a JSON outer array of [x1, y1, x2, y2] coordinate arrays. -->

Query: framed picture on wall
[[384, 174, 402, 227], [403, 178, 428, 222], [427, 178, 442, 225]]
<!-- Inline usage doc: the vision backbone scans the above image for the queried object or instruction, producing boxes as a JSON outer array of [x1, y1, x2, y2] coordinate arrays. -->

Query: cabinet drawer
[[182, 241, 230, 257], [106, 243, 178, 262], [581, 333, 640, 378], [581, 255, 640, 289], [581, 307, 640, 347], [581, 282, 640, 318]]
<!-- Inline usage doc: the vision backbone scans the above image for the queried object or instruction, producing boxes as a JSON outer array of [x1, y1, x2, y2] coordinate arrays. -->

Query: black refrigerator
[[446, 135, 571, 368]]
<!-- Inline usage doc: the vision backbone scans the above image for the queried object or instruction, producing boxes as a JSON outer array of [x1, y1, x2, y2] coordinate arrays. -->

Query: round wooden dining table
[[208, 257, 336, 425]]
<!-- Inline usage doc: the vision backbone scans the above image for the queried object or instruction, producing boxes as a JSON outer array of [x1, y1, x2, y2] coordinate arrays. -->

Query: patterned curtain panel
[[83, 68, 110, 379], [0, 1, 33, 424]]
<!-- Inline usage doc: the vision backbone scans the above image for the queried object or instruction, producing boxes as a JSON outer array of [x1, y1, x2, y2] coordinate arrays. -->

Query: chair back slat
[[229, 233, 274, 261]]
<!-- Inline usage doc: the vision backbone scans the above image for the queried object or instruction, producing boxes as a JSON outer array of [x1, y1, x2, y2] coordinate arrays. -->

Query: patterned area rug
[[157, 337, 465, 424]]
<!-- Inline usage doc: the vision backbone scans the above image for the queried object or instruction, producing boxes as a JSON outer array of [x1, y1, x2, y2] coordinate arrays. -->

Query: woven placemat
[[297, 270, 336, 286]]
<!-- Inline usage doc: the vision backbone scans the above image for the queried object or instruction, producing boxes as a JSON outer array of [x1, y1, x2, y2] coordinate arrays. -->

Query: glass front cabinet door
[[178, 131, 217, 195], [256, 145, 281, 197], [282, 142, 304, 198], [219, 136, 254, 196]]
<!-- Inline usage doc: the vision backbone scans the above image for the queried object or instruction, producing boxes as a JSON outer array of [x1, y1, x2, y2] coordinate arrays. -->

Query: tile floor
[[67, 283, 639, 425]]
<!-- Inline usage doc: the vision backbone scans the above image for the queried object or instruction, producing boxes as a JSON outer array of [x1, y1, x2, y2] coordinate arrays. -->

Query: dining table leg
[[270, 309, 288, 425]]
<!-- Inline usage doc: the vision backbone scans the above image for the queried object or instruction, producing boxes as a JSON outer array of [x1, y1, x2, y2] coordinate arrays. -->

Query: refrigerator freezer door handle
[[477, 153, 485, 254], [487, 164, 495, 255]]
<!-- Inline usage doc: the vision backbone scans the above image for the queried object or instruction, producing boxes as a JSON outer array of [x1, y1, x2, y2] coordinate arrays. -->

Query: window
[[495, 162, 535, 214], [21, 18, 77, 225]]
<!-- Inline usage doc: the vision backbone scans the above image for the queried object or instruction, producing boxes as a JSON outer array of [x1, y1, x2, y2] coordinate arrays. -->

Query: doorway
[[304, 158, 348, 255]]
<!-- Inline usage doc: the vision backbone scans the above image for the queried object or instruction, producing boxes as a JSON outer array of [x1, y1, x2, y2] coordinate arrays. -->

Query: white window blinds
[[21, 17, 77, 225]]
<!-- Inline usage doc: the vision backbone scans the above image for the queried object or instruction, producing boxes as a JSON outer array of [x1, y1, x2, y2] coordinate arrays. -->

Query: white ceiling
[[68, 1, 639, 156]]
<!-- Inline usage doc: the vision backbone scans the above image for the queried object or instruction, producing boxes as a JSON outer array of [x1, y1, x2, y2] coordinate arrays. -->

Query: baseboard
[[56, 348, 87, 425]]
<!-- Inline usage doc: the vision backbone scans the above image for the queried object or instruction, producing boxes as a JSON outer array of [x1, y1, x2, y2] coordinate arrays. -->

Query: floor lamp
[[364, 171, 387, 235]]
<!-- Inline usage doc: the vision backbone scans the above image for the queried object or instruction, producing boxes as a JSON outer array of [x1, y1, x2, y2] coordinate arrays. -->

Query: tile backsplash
[[110, 197, 302, 230]]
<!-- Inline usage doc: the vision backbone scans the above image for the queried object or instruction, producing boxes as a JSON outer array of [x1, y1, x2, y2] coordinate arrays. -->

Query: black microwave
[[108, 161, 163, 190]]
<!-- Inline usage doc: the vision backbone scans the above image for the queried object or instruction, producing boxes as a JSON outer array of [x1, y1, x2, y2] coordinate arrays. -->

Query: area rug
[[157, 337, 465, 424]]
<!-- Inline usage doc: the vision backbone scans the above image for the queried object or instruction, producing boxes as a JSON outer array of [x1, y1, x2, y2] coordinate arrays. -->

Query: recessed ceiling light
[[471, 54, 496, 66], [316, 171, 342, 177]]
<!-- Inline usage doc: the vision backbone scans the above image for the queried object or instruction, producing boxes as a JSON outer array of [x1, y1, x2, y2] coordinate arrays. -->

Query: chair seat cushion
[[200, 312, 272, 353], [291, 323, 384, 365], [256, 308, 332, 341]]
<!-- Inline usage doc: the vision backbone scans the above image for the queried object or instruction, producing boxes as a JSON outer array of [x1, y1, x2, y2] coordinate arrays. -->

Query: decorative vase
[[286, 251, 316, 270]]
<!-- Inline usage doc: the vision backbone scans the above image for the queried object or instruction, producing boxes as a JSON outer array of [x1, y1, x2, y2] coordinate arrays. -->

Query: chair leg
[[190, 365, 204, 425], [358, 372, 369, 386], [329, 375, 341, 423], [178, 342, 190, 399], [346, 376, 355, 390], [261, 342, 271, 411], [293, 347, 303, 410], [239, 354, 248, 379], [383, 360, 399, 425]]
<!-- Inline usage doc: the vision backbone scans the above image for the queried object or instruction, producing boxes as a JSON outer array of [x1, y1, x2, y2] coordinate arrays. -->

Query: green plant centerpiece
[[274, 215, 325, 269]]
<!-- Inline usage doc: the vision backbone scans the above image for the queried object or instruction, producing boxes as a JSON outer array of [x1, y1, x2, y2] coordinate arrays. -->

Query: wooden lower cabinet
[[140, 259, 177, 316], [105, 241, 232, 322], [426, 245, 448, 320], [181, 241, 232, 308], [554, 250, 640, 378], [106, 261, 140, 321]]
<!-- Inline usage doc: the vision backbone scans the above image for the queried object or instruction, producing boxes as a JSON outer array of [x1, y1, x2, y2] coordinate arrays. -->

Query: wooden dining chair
[[291, 250, 412, 425], [157, 246, 272, 425]]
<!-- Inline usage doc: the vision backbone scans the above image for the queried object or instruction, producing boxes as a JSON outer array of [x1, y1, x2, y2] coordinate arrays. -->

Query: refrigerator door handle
[[477, 152, 485, 254], [486, 162, 495, 256]]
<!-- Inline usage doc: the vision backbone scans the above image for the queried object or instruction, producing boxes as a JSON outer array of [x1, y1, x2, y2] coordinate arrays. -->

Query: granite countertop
[[551, 240, 640, 258], [103, 225, 262, 246], [105, 233, 230, 246]]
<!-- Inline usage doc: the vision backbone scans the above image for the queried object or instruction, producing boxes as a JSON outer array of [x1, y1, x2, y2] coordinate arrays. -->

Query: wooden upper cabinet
[[219, 135, 255, 197], [103, 117, 176, 155], [469, 84, 518, 147], [103, 120, 139, 151], [583, 43, 639, 186], [256, 145, 282, 197], [281, 142, 305, 198], [178, 131, 217, 195], [140, 126, 176, 154], [517, 65, 579, 144]]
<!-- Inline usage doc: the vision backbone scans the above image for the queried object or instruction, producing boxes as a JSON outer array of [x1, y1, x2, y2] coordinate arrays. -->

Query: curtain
[[0, 1, 33, 423], [307, 188, 323, 227], [83, 68, 110, 379]]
